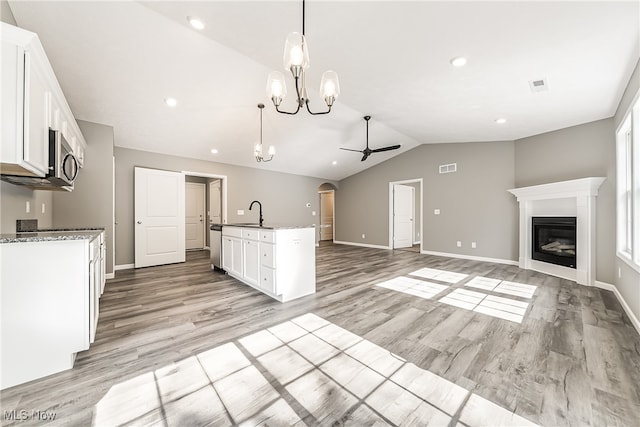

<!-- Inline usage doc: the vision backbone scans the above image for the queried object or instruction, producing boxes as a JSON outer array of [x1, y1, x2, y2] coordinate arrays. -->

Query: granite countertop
[[0, 229, 104, 244], [219, 223, 315, 230]]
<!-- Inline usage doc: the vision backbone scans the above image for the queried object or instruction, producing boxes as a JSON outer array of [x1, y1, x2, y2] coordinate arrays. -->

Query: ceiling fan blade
[[361, 152, 370, 162], [340, 148, 364, 153], [371, 145, 401, 153]]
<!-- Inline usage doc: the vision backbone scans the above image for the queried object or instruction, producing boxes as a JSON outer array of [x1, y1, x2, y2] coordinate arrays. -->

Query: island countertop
[[217, 223, 315, 230], [0, 229, 104, 244]]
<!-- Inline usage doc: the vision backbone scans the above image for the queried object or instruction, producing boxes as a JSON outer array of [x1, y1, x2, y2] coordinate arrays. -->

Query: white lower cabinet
[[242, 238, 260, 287], [222, 226, 316, 302], [0, 231, 105, 390], [222, 228, 242, 277]]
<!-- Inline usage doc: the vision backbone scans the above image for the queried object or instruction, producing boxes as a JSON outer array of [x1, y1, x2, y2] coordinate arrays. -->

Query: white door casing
[[209, 179, 222, 224], [185, 182, 205, 250], [393, 184, 413, 248], [319, 191, 335, 241], [134, 167, 186, 268]]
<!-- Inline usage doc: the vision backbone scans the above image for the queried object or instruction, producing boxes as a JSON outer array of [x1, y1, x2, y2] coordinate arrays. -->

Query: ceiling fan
[[341, 116, 401, 161]]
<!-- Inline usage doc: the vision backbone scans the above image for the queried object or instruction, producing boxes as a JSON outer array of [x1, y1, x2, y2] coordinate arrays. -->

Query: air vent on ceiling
[[439, 163, 457, 174], [529, 78, 548, 93]]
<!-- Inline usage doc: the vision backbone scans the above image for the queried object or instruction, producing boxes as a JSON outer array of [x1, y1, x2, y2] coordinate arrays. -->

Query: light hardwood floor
[[2, 243, 639, 426]]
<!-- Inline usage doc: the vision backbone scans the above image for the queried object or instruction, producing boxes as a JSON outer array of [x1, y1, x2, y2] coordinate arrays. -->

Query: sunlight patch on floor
[[93, 313, 540, 426], [409, 267, 469, 283], [376, 276, 449, 300]]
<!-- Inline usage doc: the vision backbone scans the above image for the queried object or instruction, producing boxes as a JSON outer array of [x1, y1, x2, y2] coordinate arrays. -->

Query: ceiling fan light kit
[[255, 103, 275, 163], [341, 116, 401, 162], [266, 0, 340, 115]]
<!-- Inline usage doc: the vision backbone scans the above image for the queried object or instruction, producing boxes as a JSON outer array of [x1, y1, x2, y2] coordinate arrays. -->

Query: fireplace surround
[[508, 177, 605, 286]]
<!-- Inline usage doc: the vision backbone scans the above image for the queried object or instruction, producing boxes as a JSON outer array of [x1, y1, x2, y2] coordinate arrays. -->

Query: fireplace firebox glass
[[531, 217, 576, 268]]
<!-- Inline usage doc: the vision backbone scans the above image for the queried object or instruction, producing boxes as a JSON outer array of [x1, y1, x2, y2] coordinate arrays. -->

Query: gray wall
[[514, 118, 616, 284], [115, 147, 336, 266], [613, 59, 640, 321], [0, 182, 53, 233], [52, 120, 115, 274], [336, 140, 518, 261], [1, 0, 16, 25]]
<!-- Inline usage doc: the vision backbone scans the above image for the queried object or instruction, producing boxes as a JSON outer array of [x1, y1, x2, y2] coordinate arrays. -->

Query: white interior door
[[393, 184, 413, 248], [320, 191, 334, 241], [185, 182, 205, 250], [209, 179, 222, 224], [134, 167, 185, 268]]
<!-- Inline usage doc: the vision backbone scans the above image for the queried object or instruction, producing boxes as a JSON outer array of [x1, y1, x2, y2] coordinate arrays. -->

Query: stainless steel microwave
[[47, 129, 78, 187]]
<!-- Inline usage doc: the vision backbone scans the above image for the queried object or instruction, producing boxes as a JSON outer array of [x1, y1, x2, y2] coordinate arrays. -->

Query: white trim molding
[[333, 240, 391, 250], [420, 250, 518, 266], [105, 273, 115, 280], [508, 177, 606, 286], [115, 263, 134, 271], [594, 281, 640, 334]]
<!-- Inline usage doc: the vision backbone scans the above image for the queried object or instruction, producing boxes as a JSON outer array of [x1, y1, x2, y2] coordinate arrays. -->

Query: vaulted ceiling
[[8, 1, 639, 180]]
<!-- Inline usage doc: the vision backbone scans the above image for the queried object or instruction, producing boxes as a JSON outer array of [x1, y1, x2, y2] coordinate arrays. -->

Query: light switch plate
[[237, 209, 244, 216], [434, 209, 440, 215], [26, 201, 30, 213], [456, 241, 462, 247]]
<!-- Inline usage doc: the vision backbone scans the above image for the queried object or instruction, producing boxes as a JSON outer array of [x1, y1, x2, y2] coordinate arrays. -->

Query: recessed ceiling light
[[188, 17, 205, 30], [450, 57, 467, 67], [210, 149, 218, 154], [332, 160, 337, 165], [495, 118, 507, 124], [165, 97, 177, 107]]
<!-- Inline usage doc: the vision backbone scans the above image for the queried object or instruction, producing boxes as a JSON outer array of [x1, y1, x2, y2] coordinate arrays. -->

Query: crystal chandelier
[[266, 0, 340, 115], [255, 104, 275, 162]]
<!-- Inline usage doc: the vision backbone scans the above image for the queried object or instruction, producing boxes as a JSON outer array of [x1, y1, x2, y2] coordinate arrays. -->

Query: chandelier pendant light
[[255, 103, 275, 162], [266, 0, 340, 115]]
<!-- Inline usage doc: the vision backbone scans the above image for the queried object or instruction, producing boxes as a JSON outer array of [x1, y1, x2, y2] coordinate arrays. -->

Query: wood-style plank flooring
[[2, 243, 640, 426]]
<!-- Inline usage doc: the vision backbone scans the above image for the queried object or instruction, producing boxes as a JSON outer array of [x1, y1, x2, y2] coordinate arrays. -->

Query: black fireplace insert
[[531, 217, 576, 268]]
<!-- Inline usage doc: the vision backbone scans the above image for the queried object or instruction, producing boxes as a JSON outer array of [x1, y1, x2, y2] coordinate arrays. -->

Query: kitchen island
[[0, 229, 105, 389], [221, 224, 315, 302]]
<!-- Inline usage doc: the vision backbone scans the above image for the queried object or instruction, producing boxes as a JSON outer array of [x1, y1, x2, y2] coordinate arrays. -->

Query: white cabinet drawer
[[260, 266, 276, 294], [261, 243, 275, 268], [242, 228, 259, 241], [260, 230, 275, 243], [222, 226, 242, 238]]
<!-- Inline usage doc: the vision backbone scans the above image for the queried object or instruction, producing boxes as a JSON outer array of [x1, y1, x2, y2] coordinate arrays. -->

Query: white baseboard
[[420, 250, 519, 266], [105, 273, 115, 280], [114, 263, 134, 271], [594, 280, 640, 334], [333, 240, 391, 250]]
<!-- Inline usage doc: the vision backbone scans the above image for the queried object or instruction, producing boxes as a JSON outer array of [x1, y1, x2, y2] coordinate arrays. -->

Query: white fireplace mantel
[[508, 177, 606, 286]]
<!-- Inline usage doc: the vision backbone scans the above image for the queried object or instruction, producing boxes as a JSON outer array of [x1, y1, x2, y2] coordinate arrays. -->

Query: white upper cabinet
[[0, 23, 86, 176]]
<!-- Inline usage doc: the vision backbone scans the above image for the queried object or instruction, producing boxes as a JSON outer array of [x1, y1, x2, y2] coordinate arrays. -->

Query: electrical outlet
[[362, 234, 366, 239], [434, 209, 440, 215], [471, 242, 477, 249], [237, 209, 244, 216], [311, 211, 316, 216], [25, 201, 30, 213], [456, 241, 462, 247]]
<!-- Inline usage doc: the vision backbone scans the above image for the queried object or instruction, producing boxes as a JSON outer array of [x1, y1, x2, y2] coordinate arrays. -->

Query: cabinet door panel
[[231, 238, 242, 277], [260, 266, 276, 294], [23, 52, 50, 176], [243, 239, 259, 286], [222, 237, 233, 272]]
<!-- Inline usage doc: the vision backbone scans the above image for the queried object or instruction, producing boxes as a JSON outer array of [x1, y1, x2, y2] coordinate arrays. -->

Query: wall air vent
[[529, 78, 548, 93], [439, 163, 457, 174]]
